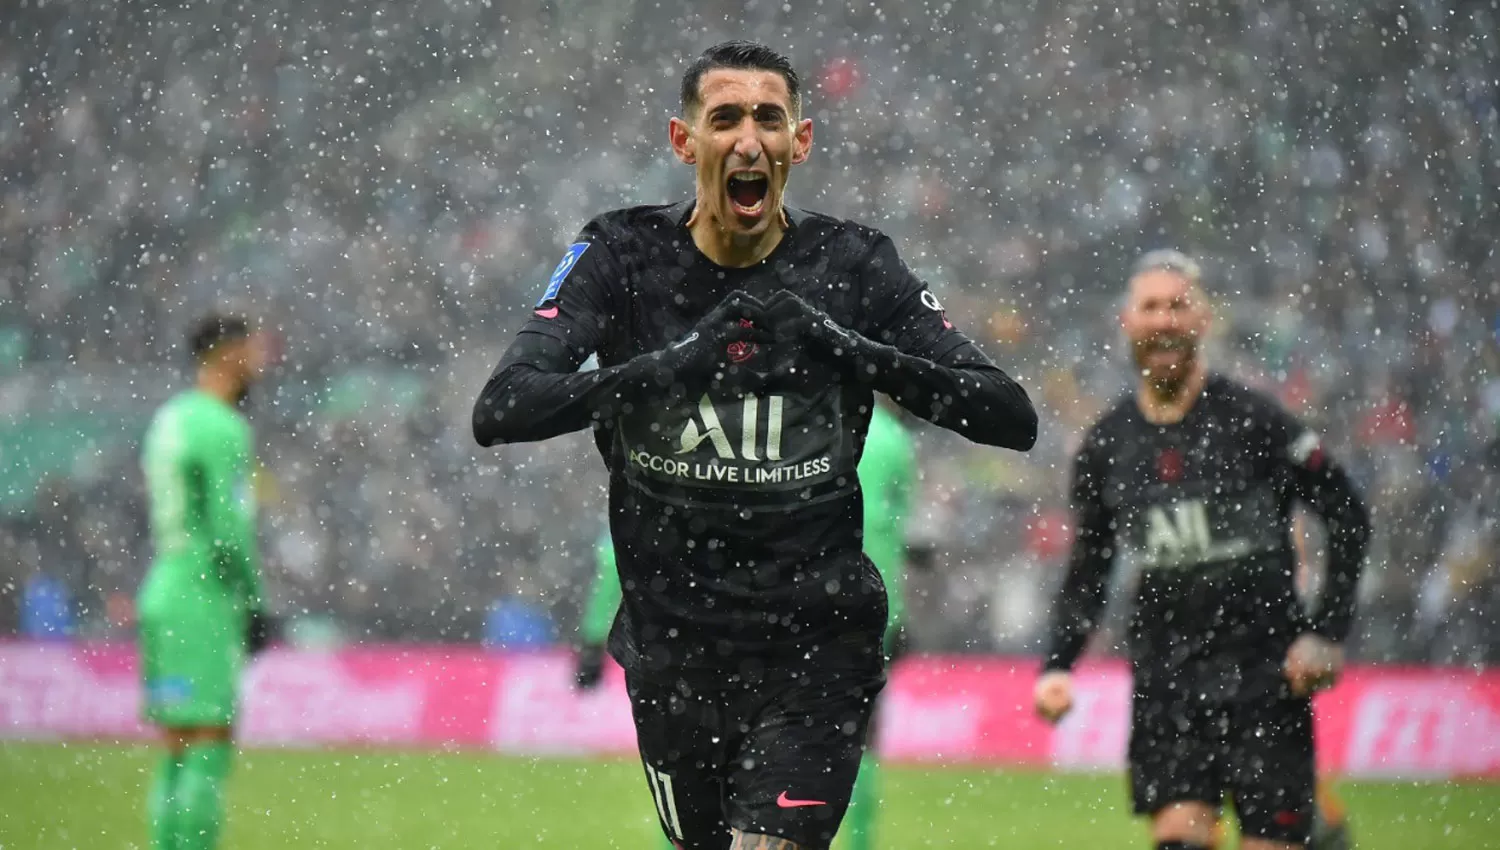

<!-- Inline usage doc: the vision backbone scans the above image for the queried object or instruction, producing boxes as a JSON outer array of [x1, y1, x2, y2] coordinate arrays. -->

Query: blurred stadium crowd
[[1, 1, 1497, 664]]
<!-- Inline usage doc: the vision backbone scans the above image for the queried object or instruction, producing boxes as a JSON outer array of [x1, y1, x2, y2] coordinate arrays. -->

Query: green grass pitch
[[2, 742, 1497, 848]]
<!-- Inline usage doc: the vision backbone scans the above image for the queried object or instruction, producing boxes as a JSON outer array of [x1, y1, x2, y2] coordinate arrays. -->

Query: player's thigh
[[1128, 694, 1225, 821], [1228, 695, 1316, 846], [724, 672, 883, 850], [138, 605, 242, 727], [627, 677, 734, 849]]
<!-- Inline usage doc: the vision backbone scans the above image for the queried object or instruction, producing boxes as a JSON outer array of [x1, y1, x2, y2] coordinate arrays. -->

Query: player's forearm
[[203, 462, 264, 609], [1307, 467, 1372, 640], [1041, 538, 1113, 671], [473, 357, 643, 446], [875, 349, 1037, 450], [215, 541, 264, 610]]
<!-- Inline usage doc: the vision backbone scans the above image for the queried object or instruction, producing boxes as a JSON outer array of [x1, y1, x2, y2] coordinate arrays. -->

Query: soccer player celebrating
[[573, 397, 917, 850], [475, 40, 1036, 850], [137, 316, 277, 850], [1034, 251, 1369, 850]]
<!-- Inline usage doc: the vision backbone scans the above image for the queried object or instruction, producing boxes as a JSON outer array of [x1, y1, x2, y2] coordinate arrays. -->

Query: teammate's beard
[[1133, 333, 1198, 402]]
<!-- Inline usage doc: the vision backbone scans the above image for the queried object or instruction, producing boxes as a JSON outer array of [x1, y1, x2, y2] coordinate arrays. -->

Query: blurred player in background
[[137, 315, 279, 850], [575, 396, 918, 850], [1035, 252, 1369, 850]]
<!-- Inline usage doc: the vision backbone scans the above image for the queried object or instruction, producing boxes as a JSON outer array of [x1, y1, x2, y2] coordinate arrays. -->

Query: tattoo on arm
[[729, 831, 803, 850]]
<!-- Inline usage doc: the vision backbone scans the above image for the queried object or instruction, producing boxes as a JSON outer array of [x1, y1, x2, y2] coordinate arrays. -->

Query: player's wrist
[[805, 318, 894, 378]]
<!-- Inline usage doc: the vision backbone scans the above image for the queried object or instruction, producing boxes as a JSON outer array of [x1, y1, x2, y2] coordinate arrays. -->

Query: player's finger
[[727, 324, 776, 345], [1310, 667, 1339, 693], [764, 301, 814, 341], [724, 289, 764, 309], [1041, 698, 1071, 724], [764, 289, 802, 311], [716, 291, 766, 321], [1289, 669, 1313, 697]]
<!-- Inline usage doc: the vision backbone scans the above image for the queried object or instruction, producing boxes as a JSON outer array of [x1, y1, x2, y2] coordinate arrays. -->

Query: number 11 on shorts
[[644, 763, 683, 840]]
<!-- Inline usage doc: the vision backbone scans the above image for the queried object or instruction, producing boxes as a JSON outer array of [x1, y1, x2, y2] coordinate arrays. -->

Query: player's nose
[[732, 133, 763, 166]]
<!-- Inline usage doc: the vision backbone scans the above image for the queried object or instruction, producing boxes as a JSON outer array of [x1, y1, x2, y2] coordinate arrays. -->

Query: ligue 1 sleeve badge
[[536, 242, 590, 309]]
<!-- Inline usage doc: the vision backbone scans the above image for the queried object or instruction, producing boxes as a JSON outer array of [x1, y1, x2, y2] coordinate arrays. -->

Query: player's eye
[[754, 107, 785, 125]]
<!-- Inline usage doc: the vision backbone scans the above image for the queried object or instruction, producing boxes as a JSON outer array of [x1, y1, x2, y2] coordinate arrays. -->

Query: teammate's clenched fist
[[1033, 670, 1074, 724], [1284, 633, 1344, 697]]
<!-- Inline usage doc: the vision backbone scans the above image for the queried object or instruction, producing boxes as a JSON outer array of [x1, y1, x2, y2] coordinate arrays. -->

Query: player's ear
[[669, 116, 695, 165], [791, 117, 813, 164]]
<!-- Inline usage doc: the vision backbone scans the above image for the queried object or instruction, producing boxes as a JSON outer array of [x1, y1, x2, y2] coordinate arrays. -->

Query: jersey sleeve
[[851, 232, 1037, 450], [141, 409, 196, 559], [1259, 399, 1371, 642], [578, 530, 622, 645], [857, 233, 971, 363], [195, 413, 264, 610], [516, 222, 623, 360], [1041, 433, 1116, 672], [473, 221, 641, 446]]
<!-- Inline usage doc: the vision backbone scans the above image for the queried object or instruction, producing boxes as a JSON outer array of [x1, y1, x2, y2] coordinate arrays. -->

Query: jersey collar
[[668, 199, 803, 232]]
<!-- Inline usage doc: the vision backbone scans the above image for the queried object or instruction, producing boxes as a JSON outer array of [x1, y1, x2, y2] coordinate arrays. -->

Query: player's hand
[[764, 289, 894, 379], [574, 643, 606, 690], [246, 610, 282, 657], [1284, 633, 1344, 697], [1034, 670, 1075, 724], [645, 291, 773, 394]]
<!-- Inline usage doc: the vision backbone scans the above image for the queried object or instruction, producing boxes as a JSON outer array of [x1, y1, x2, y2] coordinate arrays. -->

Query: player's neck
[[197, 368, 241, 408], [1135, 365, 1208, 425], [686, 200, 786, 268]]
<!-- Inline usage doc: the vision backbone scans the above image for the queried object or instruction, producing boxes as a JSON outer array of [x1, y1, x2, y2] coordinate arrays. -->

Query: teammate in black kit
[[1034, 251, 1369, 850], [472, 41, 1036, 850]]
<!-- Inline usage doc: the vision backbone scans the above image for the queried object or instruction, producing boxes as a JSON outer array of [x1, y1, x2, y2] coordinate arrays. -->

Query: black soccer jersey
[[1042, 375, 1370, 698], [474, 201, 1035, 683]]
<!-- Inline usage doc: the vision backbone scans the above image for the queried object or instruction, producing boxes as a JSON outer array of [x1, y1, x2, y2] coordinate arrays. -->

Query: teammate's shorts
[[628, 669, 884, 850], [137, 594, 245, 727], [1128, 683, 1316, 844]]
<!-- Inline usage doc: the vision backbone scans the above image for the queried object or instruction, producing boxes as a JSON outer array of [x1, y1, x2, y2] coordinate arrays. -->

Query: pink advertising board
[[2, 642, 1496, 779]]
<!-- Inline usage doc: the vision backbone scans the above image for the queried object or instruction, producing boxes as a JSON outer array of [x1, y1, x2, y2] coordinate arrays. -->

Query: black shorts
[[628, 670, 884, 850], [1128, 685, 1316, 844]]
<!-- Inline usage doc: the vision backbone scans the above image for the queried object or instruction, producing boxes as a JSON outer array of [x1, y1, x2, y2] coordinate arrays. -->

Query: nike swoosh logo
[[534, 306, 559, 319], [775, 792, 827, 808]]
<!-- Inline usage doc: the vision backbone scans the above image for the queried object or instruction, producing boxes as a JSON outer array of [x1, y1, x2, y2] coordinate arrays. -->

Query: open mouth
[[726, 171, 769, 217]]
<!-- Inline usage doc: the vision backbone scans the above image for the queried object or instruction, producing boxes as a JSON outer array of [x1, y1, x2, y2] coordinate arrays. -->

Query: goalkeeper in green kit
[[136, 315, 278, 850], [575, 396, 916, 850]]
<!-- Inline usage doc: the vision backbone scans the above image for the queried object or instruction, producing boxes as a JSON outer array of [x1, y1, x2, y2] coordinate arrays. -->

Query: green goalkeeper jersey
[[858, 403, 916, 627], [579, 403, 916, 644], [137, 389, 263, 617]]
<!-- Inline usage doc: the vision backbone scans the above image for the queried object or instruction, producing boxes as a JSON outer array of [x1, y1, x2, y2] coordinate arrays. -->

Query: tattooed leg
[[728, 831, 804, 850]]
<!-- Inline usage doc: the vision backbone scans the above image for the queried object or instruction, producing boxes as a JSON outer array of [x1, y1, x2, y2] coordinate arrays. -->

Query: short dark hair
[[189, 314, 252, 361], [681, 40, 801, 118]]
